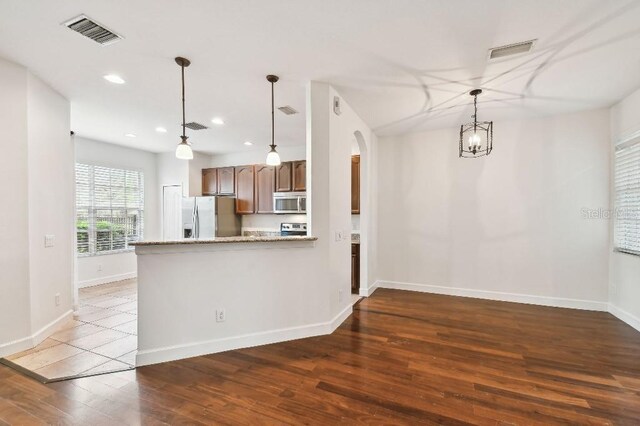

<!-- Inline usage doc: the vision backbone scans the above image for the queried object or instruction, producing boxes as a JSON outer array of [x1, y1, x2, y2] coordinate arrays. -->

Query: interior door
[[163, 185, 183, 240]]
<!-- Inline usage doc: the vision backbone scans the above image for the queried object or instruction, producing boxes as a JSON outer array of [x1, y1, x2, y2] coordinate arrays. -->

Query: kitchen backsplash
[[241, 214, 307, 236]]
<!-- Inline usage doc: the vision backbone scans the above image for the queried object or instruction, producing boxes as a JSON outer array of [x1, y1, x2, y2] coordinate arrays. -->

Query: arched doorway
[[352, 130, 368, 296]]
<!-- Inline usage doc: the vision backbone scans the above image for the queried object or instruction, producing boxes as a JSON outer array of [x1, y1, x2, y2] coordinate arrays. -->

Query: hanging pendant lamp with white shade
[[175, 57, 193, 160], [265, 75, 281, 166]]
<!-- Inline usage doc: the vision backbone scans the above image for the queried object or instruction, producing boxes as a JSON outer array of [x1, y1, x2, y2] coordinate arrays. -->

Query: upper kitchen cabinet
[[275, 162, 293, 192], [255, 164, 275, 214], [292, 160, 306, 192], [351, 155, 360, 214], [235, 165, 255, 214], [202, 168, 218, 195], [217, 166, 235, 195]]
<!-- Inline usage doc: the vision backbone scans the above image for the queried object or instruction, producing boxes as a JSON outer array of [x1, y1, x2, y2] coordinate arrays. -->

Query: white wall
[[609, 87, 640, 328], [0, 57, 74, 356], [0, 57, 31, 351], [157, 151, 189, 197], [75, 136, 160, 287], [27, 73, 74, 331], [188, 151, 213, 197], [328, 87, 378, 295], [376, 109, 611, 309], [209, 145, 306, 168]]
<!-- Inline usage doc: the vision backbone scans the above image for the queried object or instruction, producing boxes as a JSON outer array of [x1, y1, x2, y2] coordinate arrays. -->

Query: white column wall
[[0, 57, 73, 356], [0, 57, 31, 353]]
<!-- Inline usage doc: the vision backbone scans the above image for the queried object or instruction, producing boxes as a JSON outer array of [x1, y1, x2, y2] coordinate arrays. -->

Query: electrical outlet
[[216, 309, 226, 322], [97, 264, 102, 272], [338, 289, 344, 302], [44, 235, 55, 248], [55, 293, 60, 306]]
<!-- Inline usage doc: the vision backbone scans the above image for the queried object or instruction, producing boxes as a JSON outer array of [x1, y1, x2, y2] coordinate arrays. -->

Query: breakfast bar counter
[[130, 234, 352, 368], [129, 235, 317, 246]]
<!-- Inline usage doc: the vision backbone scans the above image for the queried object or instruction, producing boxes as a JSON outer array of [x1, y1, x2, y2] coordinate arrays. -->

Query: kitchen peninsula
[[130, 234, 352, 367]]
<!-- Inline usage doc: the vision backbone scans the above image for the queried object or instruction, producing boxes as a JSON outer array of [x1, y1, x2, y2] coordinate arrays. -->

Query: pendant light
[[266, 74, 281, 166], [459, 89, 493, 158], [175, 57, 193, 160]]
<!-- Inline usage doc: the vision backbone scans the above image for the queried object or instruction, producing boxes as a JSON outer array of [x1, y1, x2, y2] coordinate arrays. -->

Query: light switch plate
[[44, 235, 55, 248]]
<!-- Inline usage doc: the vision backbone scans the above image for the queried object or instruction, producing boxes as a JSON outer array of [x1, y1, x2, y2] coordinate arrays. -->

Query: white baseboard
[[608, 304, 640, 333], [376, 280, 609, 311], [136, 304, 353, 367], [0, 309, 73, 358], [0, 336, 33, 358], [359, 280, 380, 297], [78, 272, 136, 288]]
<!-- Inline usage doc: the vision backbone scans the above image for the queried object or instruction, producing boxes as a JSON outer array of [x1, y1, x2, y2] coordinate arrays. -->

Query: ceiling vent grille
[[488, 39, 536, 60], [64, 15, 122, 45], [184, 122, 208, 131], [278, 106, 298, 115]]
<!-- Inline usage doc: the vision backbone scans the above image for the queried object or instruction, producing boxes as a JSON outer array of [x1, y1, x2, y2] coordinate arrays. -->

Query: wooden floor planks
[[1, 288, 640, 425]]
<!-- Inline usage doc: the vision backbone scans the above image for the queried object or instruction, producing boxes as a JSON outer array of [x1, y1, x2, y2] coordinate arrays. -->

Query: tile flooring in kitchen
[[2, 279, 137, 382]]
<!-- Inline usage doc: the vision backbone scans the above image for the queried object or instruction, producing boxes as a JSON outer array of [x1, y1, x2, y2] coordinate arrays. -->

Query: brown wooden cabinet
[[293, 160, 306, 192], [217, 167, 235, 195], [255, 164, 275, 214], [202, 168, 218, 195], [235, 165, 255, 214], [351, 155, 360, 214], [275, 162, 293, 192], [203, 159, 305, 215], [351, 243, 360, 294]]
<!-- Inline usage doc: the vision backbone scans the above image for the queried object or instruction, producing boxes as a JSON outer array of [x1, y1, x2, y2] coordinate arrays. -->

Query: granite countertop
[[130, 235, 317, 246]]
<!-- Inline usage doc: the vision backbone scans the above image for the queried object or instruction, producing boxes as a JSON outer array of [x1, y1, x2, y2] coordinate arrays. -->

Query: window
[[76, 164, 144, 256], [614, 137, 640, 255]]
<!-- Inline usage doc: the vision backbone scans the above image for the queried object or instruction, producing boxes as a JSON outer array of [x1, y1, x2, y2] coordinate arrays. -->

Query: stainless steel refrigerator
[[182, 196, 241, 238]]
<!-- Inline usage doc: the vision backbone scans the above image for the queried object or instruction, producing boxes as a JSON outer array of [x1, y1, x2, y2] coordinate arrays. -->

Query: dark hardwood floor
[[2, 288, 640, 425]]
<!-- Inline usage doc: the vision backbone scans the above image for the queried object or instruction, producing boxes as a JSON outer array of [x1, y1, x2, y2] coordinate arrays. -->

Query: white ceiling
[[1, 0, 639, 154]]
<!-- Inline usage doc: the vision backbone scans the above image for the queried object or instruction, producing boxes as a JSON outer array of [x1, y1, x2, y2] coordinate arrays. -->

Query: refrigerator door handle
[[192, 202, 198, 238], [195, 205, 200, 238]]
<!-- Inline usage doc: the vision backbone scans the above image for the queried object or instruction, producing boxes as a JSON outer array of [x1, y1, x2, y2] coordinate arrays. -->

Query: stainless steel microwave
[[273, 192, 306, 214]]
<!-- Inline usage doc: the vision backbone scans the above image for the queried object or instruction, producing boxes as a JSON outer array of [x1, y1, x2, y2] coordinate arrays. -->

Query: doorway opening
[[351, 130, 367, 299]]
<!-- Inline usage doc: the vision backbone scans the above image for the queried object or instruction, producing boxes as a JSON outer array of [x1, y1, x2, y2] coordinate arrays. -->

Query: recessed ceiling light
[[155, 127, 167, 133], [244, 141, 253, 146], [104, 74, 125, 84], [125, 133, 136, 138], [211, 117, 225, 126]]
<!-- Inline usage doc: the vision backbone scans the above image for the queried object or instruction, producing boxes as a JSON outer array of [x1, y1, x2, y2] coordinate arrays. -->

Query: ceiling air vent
[[278, 105, 298, 115], [488, 39, 536, 60], [63, 14, 122, 45], [183, 122, 209, 131]]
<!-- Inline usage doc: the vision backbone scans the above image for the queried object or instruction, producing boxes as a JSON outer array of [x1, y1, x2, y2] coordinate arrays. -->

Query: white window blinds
[[614, 137, 640, 255], [76, 163, 144, 256]]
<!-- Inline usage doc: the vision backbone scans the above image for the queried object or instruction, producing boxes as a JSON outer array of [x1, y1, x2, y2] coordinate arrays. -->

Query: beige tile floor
[[4, 279, 137, 381]]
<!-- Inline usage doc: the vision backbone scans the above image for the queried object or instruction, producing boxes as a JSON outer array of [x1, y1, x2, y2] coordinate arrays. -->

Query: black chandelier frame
[[459, 89, 493, 158]]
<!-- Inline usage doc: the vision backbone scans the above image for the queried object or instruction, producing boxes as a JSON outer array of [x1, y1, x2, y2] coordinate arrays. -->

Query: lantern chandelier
[[459, 89, 493, 158]]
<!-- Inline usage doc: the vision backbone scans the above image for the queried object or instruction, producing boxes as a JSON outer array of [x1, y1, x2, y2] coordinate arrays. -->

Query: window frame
[[613, 134, 640, 257], [75, 163, 145, 257]]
